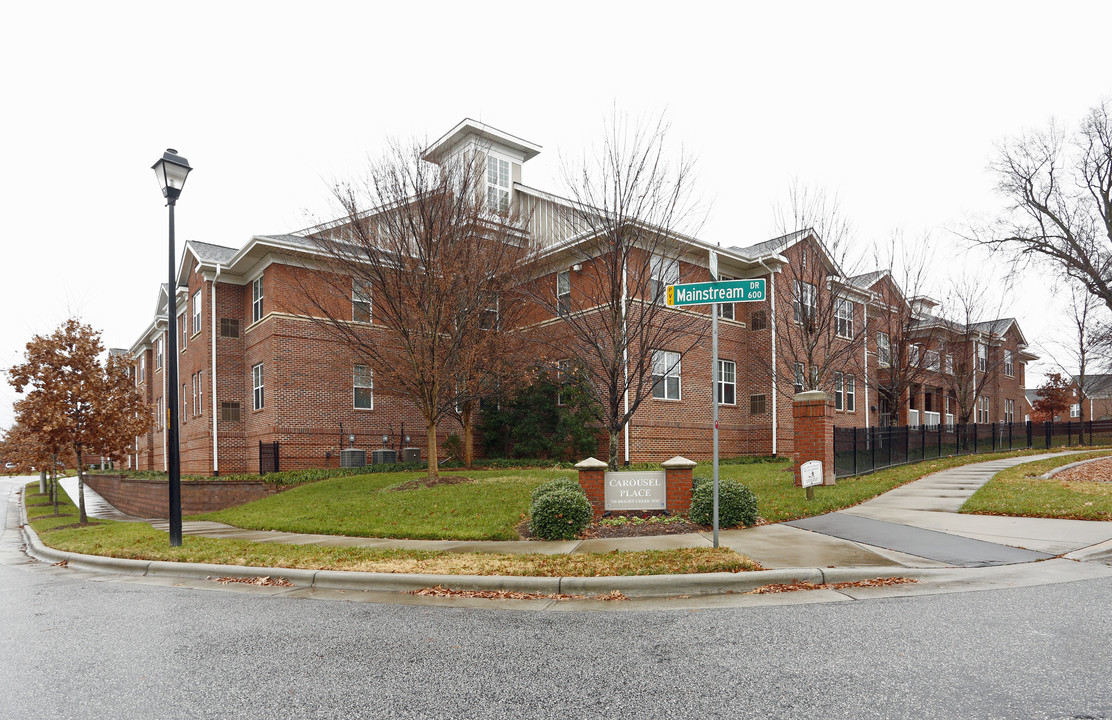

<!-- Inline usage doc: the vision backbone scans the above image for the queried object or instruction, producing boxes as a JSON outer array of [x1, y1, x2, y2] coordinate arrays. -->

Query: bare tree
[[976, 99, 1112, 313], [765, 185, 868, 402], [523, 113, 707, 469], [298, 140, 536, 477], [1039, 283, 1111, 422]]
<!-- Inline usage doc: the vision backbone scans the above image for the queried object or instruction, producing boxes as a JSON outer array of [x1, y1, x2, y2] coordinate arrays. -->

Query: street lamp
[[152, 149, 192, 547]]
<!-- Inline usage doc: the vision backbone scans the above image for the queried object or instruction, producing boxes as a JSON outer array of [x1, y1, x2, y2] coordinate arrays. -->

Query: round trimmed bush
[[530, 477, 584, 505], [689, 477, 758, 528], [529, 487, 592, 540]]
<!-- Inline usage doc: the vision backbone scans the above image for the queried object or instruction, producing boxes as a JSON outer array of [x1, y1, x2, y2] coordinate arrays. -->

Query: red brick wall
[[84, 474, 281, 518]]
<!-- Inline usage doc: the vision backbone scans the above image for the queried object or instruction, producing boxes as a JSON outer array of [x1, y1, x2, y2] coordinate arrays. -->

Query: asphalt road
[[4, 476, 1111, 720]]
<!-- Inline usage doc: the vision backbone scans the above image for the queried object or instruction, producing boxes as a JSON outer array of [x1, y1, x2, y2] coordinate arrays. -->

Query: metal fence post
[[1026, 420, 1032, 449], [973, 422, 978, 453], [853, 427, 859, 476], [872, 426, 877, 473]]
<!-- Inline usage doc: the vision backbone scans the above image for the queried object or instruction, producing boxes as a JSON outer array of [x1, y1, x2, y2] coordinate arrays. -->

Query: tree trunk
[[607, 426, 620, 470], [426, 421, 439, 479], [51, 453, 58, 516], [76, 448, 87, 524], [461, 406, 474, 469]]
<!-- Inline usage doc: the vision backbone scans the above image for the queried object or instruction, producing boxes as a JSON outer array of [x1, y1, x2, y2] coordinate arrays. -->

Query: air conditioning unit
[[402, 447, 421, 463], [371, 449, 398, 465], [340, 448, 367, 468]]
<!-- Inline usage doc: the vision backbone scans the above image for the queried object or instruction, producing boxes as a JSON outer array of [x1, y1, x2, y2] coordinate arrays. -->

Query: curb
[[18, 496, 929, 598], [1041, 453, 1112, 479]]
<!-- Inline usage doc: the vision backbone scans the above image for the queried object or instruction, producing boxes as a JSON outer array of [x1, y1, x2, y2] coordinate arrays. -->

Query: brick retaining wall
[[84, 474, 281, 518]]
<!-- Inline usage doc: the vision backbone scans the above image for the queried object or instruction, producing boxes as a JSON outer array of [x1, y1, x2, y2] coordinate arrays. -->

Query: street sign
[[801, 460, 823, 488], [666, 279, 766, 307]]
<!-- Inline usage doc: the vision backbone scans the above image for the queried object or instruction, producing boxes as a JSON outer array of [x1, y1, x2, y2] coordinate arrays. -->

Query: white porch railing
[[923, 411, 941, 429], [908, 409, 920, 428]]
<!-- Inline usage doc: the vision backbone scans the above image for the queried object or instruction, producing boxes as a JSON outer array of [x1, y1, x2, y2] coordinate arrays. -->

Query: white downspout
[[759, 260, 778, 456], [210, 264, 222, 476], [864, 302, 870, 428]]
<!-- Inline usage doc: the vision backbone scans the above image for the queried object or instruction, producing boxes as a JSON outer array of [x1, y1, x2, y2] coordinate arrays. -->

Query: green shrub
[[530, 477, 585, 505], [689, 477, 758, 528], [529, 487, 592, 540]]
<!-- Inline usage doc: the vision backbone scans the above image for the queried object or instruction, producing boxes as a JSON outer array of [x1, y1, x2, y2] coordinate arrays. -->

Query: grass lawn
[[960, 450, 1112, 521], [23, 482, 757, 576]]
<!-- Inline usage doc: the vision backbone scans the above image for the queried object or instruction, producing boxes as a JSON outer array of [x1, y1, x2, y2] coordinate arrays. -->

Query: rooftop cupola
[[421, 119, 541, 213]]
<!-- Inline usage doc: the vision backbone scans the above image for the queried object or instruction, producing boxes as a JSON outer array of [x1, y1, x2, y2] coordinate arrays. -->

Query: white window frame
[[192, 289, 202, 336], [1004, 398, 1015, 424], [179, 313, 187, 350], [353, 279, 372, 323], [486, 154, 510, 213], [845, 374, 855, 412], [650, 256, 679, 305], [925, 350, 940, 372], [252, 363, 264, 411], [977, 343, 987, 373], [945, 354, 954, 375], [197, 370, 203, 416], [556, 270, 571, 315], [793, 281, 817, 325], [910, 344, 920, 367], [834, 298, 853, 338], [354, 365, 373, 410], [140, 353, 147, 379], [1070, 403, 1081, 418], [717, 359, 736, 405], [834, 372, 844, 411], [252, 276, 264, 324], [877, 332, 890, 367], [651, 350, 681, 400], [794, 362, 805, 394], [1004, 350, 1014, 377]]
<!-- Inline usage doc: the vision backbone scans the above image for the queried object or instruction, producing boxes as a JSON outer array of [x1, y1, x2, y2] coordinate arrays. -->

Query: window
[[1070, 403, 1081, 418], [651, 350, 681, 400], [977, 395, 990, 424], [486, 155, 510, 213], [717, 359, 736, 405], [793, 281, 817, 325], [910, 344, 920, 367], [221, 402, 241, 422], [181, 384, 187, 424], [977, 343, 987, 373], [1004, 350, 1014, 377], [1005, 398, 1015, 424], [252, 363, 264, 411], [834, 298, 853, 338], [845, 374, 855, 412], [749, 309, 768, 331], [156, 396, 164, 431], [480, 295, 499, 330], [650, 256, 679, 305], [556, 359, 571, 406], [717, 302, 734, 320], [945, 354, 954, 375], [794, 362, 805, 394], [834, 372, 844, 410], [220, 318, 240, 338], [196, 371, 203, 415], [139, 354, 146, 380], [556, 270, 571, 315], [750, 394, 767, 415], [180, 313, 187, 349], [354, 365, 373, 409], [353, 279, 371, 323], [877, 332, 890, 366], [156, 338, 163, 370], [252, 276, 264, 323], [925, 350, 940, 372], [192, 289, 202, 336]]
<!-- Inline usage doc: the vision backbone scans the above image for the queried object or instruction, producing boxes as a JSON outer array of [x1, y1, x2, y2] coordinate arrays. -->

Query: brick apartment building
[[122, 119, 1035, 475]]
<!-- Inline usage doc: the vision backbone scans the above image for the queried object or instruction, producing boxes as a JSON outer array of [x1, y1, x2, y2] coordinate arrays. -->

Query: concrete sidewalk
[[56, 451, 1112, 571]]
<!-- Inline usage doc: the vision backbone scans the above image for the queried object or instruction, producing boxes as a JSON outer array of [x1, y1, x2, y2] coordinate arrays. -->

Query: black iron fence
[[259, 441, 280, 475], [834, 419, 1112, 478]]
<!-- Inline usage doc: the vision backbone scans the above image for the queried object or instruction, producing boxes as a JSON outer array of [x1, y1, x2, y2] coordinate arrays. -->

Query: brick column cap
[[793, 390, 830, 402], [661, 456, 697, 469], [574, 457, 609, 469]]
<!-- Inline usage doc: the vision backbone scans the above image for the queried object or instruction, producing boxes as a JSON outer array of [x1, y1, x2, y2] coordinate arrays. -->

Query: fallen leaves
[[748, 577, 918, 594], [211, 575, 294, 587], [409, 585, 628, 601]]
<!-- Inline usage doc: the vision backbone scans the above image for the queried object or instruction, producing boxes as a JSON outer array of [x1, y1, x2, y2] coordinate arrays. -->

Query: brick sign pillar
[[574, 457, 608, 516], [661, 456, 696, 512], [793, 390, 835, 486]]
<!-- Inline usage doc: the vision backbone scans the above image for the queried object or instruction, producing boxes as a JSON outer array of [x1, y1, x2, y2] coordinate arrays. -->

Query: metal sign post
[[710, 250, 720, 548]]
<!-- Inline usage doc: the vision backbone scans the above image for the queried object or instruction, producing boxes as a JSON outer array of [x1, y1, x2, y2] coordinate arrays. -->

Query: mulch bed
[[388, 475, 473, 492], [516, 511, 766, 540], [1054, 458, 1112, 483]]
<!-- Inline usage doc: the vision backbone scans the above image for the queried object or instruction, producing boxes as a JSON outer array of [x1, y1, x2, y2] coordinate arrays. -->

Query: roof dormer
[[421, 119, 541, 212]]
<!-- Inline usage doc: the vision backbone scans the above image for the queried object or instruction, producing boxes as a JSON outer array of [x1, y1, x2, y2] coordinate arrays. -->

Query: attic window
[[486, 156, 510, 213], [220, 318, 240, 338]]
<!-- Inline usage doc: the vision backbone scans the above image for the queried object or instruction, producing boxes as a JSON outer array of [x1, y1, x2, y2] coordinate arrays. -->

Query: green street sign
[[666, 278, 766, 307]]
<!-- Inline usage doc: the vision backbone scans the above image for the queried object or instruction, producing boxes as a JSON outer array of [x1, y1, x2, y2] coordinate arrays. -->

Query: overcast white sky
[[2, 1, 1110, 429]]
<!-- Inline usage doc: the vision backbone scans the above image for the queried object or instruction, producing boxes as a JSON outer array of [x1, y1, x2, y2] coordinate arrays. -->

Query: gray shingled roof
[[969, 318, 1016, 335], [255, 234, 321, 250], [729, 228, 811, 258], [846, 269, 888, 290], [1025, 389, 1039, 407], [1078, 374, 1112, 397], [188, 240, 238, 265]]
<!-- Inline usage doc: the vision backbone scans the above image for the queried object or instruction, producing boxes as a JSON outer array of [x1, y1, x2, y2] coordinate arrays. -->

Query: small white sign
[[800, 460, 823, 488], [604, 470, 667, 510]]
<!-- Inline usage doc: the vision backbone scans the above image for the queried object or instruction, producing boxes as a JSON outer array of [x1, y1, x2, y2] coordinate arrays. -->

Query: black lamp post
[[152, 148, 192, 547]]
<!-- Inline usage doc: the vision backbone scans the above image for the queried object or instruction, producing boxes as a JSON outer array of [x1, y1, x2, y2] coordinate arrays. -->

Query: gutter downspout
[[864, 302, 870, 428], [759, 259, 777, 455], [210, 265, 222, 476]]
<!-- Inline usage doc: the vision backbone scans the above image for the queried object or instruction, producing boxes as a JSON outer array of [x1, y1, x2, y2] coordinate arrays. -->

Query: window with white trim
[[650, 256, 680, 305], [977, 343, 987, 372], [910, 344, 920, 367], [1004, 350, 1014, 377], [977, 395, 989, 423], [651, 350, 681, 400], [925, 350, 940, 372], [834, 372, 844, 410], [353, 279, 371, 323], [717, 302, 734, 320], [354, 365, 373, 409], [1070, 403, 1081, 418], [1005, 398, 1015, 423], [486, 155, 510, 213], [252, 276, 264, 323], [180, 314, 187, 350], [845, 374, 855, 411], [192, 289, 202, 336], [556, 270, 570, 315], [252, 363, 264, 411], [794, 362, 805, 394], [140, 354, 146, 379], [834, 298, 853, 338], [717, 359, 736, 405], [945, 354, 954, 375], [793, 281, 817, 325], [877, 332, 890, 366]]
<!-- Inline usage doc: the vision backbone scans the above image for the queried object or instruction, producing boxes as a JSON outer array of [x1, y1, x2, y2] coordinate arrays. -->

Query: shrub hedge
[[690, 476, 759, 528], [529, 480, 592, 540]]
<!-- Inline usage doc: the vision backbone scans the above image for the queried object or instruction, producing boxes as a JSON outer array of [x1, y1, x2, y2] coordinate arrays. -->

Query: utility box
[[402, 447, 421, 463], [371, 449, 398, 465], [340, 449, 367, 468]]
